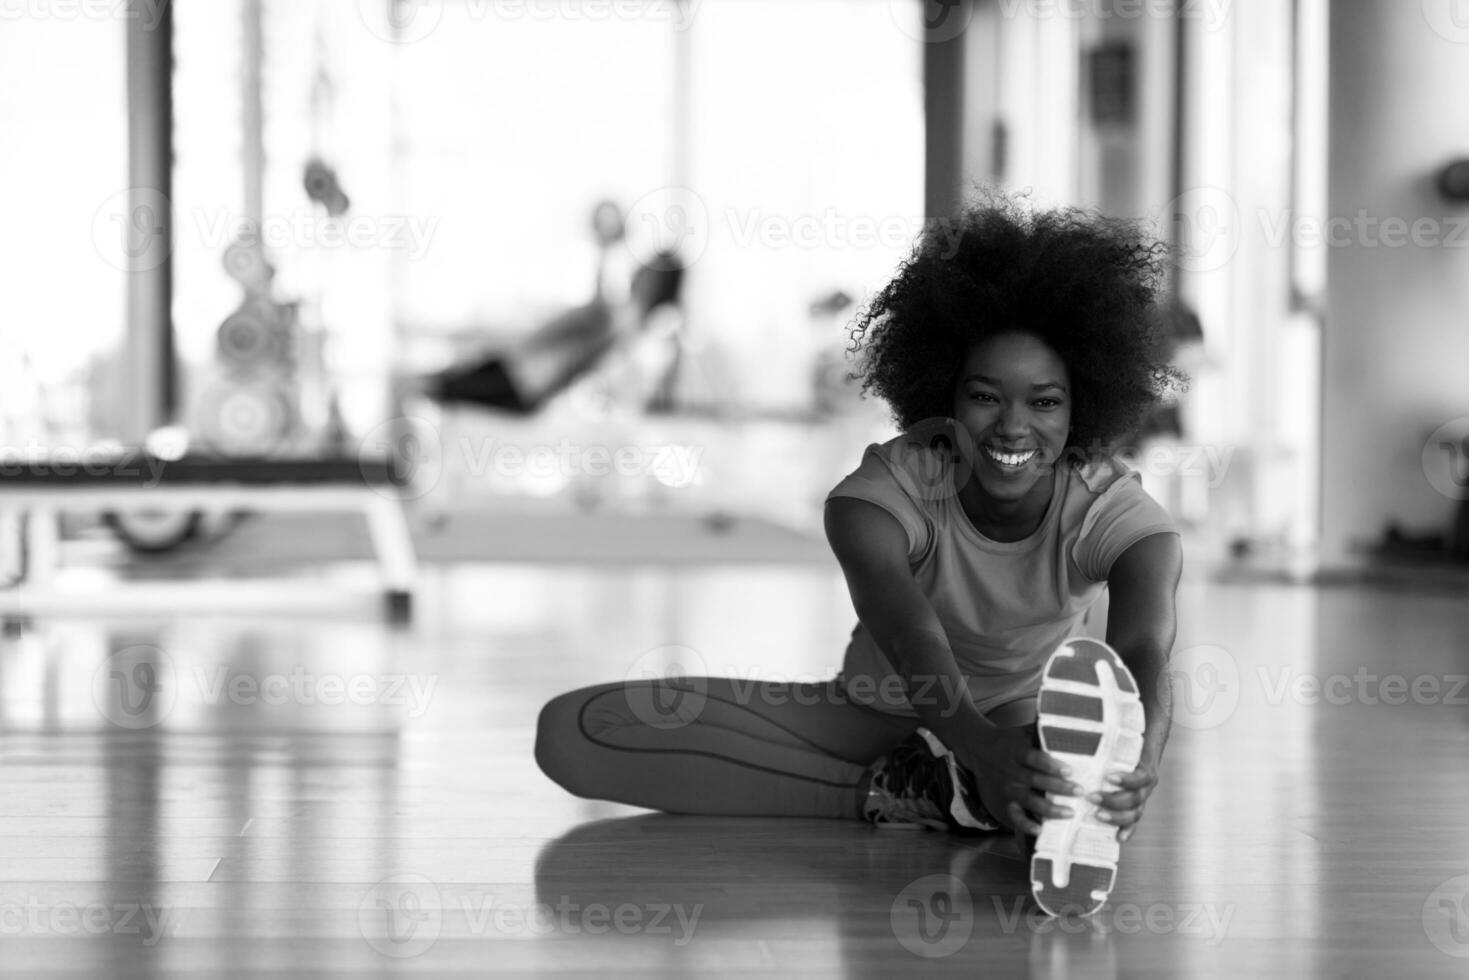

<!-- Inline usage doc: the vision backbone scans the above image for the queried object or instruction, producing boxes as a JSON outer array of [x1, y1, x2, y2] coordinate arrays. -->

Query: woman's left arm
[[1091, 531, 1183, 840]]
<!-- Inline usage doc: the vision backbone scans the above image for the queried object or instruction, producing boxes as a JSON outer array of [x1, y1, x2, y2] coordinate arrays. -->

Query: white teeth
[[986, 447, 1037, 467]]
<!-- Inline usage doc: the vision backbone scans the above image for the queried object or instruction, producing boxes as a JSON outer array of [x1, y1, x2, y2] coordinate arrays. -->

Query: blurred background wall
[[2, 0, 1468, 576], [1323, 0, 1469, 569]]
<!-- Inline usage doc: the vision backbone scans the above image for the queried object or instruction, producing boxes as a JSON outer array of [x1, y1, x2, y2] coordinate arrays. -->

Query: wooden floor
[[1, 557, 1468, 977]]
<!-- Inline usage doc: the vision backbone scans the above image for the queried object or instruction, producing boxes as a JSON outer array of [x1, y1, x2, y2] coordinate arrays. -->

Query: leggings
[[534, 676, 1036, 821]]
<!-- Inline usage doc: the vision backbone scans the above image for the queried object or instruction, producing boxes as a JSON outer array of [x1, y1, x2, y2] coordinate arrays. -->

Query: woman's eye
[[1036, 398, 1060, 408], [968, 391, 996, 403]]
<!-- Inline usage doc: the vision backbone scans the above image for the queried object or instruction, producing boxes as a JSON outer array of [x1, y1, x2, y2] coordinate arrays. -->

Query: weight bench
[[0, 453, 418, 620]]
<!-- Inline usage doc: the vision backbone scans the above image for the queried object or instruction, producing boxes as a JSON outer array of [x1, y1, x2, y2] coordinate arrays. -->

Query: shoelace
[[878, 738, 946, 808]]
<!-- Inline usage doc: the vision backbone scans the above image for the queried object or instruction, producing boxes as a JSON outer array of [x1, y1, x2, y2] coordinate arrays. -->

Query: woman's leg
[[535, 677, 920, 819]]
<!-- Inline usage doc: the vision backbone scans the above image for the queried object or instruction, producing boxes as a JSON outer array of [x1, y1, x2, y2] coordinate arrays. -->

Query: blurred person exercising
[[427, 251, 684, 414]]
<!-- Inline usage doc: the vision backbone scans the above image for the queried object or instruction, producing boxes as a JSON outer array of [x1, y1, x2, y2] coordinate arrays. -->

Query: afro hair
[[849, 190, 1188, 454]]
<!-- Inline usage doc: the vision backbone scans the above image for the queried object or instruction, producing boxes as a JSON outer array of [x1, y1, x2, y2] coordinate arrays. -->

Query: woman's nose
[[996, 403, 1030, 435]]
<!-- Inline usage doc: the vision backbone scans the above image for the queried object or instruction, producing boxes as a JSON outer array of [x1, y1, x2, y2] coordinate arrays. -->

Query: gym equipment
[[1, 452, 417, 620], [303, 157, 350, 217], [222, 238, 274, 294], [101, 509, 203, 553], [215, 297, 293, 373], [194, 376, 297, 458]]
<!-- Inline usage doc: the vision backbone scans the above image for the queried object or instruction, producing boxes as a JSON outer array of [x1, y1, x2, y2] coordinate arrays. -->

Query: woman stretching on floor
[[534, 193, 1185, 917]]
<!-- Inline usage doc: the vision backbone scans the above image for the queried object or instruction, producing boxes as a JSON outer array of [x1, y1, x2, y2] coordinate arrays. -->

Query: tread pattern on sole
[[1030, 637, 1144, 919], [1043, 640, 1138, 694], [1031, 858, 1115, 916], [1037, 690, 1105, 721], [1038, 726, 1102, 756]]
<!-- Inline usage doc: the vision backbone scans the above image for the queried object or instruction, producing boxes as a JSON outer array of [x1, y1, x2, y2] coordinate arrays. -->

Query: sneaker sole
[[1029, 637, 1145, 917]]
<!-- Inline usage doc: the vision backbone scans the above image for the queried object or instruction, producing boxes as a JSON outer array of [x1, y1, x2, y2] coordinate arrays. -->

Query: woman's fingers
[[1035, 773, 1084, 797], [1030, 791, 1074, 821], [1096, 805, 1142, 828], [1003, 775, 1070, 825], [1087, 787, 1148, 810], [1106, 770, 1156, 791], [1006, 801, 1045, 836], [1023, 748, 1071, 779]]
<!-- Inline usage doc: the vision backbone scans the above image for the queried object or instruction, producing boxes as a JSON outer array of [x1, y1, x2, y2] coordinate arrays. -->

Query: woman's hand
[[1088, 763, 1158, 842], [965, 728, 1083, 837]]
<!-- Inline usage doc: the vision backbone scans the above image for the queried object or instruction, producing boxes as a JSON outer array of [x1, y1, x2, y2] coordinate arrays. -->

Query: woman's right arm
[[823, 497, 996, 756], [824, 496, 1080, 831]]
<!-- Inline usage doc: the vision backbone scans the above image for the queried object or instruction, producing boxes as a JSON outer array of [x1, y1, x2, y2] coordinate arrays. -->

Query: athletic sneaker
[[862, 730, 998, 833], [1029, 637, 1147, 918]]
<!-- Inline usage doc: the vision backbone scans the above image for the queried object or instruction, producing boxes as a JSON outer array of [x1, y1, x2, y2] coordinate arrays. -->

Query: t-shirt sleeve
[[826, 446, 933, 564], [1073, 469, 1180, 582]]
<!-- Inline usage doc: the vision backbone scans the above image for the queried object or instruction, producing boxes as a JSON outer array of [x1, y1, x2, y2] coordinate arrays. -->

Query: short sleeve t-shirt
[[826, 428, 1178, 716]]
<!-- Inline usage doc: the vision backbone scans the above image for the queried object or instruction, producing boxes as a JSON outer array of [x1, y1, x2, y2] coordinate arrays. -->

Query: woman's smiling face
[[951, 330, 1073, 513]]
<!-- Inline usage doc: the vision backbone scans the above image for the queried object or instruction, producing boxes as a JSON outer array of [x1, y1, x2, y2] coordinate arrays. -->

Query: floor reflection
[[532, 814, 1141, 977], [0, 617, 422, 735]]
